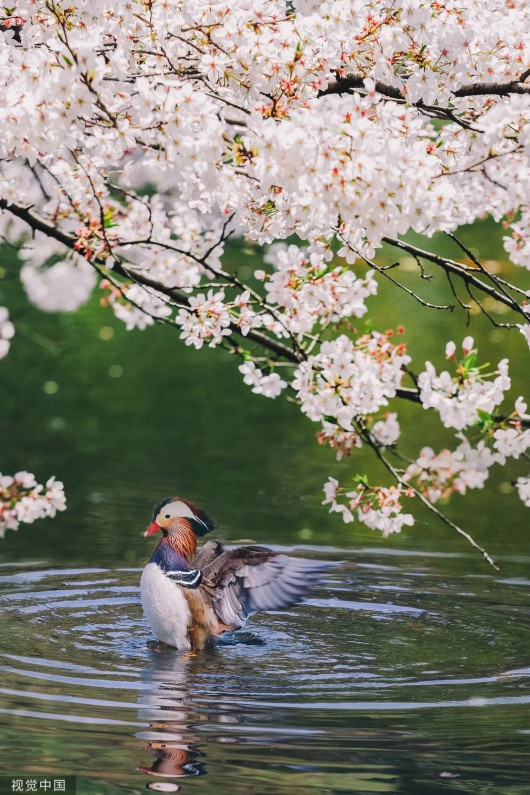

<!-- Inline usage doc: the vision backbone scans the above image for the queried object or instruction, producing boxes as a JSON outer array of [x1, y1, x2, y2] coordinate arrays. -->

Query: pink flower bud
[[462, 336, 474, 353], [445, 341, 456, 358]]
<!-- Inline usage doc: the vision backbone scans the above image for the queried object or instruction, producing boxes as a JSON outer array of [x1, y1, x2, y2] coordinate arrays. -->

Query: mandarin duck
[[140, 496, 330, 651]]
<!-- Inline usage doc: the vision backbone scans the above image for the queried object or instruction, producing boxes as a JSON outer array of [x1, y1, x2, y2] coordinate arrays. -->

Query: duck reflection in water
[[136, 646, 208, 782], [136, 636, 264, 784], [138, 738, 204, 779]]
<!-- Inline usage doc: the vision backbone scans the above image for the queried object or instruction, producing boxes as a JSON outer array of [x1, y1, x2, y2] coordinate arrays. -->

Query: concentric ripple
[[1, 549, 529, 795]]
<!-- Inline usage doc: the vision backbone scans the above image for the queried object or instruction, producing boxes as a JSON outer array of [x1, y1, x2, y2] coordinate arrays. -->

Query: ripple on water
[[0, 553, 529, 794]]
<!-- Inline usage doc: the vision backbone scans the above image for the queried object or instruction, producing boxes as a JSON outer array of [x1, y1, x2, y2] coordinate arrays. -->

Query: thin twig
[[445, 270, 472, 323], [340, 235, 455, 311], [0, 199, 304, 363], [447, 231, 518, 309], [360, 427, 499, 570], [384, 236, 527, 318]]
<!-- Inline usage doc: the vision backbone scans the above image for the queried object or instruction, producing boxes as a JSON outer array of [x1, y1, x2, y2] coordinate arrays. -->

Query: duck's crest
[[152, 496, 172, 521]]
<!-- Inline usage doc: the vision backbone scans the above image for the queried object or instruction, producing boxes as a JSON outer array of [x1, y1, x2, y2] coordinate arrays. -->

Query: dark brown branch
[[0, 200, 303, 363], [318, 73, 530, 133], [319, 75, 402, 100], [343, 239, 456, 312], [453, 81, 530, 98], [359, 425, 499, 570], [320, 74, 530, 101], [447, 232, 518, 310], [383, 236, 527, 319]]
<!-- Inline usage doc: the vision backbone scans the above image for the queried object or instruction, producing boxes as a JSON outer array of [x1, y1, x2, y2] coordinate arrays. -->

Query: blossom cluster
[[176, 290, 232, 349], [0, 472, 66, 537], [21, 255, 97, 313], [371, 413, 401, 448], [402, 391, 530, 507], [293, 331, 410, 429], [419, 338, 511, 431], [316, 422, 361, 461], [258, 243, 377, 335], [323, 476, 414, 537], [404, 438, 499, 504], [239, 361, 287, 399], [102, 282, 172, 331], [3, 0, 530, 269]]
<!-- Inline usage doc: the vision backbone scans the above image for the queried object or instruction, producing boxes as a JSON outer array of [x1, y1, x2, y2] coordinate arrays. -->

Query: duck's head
[[145, 497, 215, 555]]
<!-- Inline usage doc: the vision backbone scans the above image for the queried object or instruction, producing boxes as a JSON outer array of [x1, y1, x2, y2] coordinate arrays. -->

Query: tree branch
[[320, 74, 530, 101], [0, 200, 304, 363], [360, 426, 499, 570], [338, 235, 456, 312], [382, 236, 527, 319], [318, 74, 530, 132]]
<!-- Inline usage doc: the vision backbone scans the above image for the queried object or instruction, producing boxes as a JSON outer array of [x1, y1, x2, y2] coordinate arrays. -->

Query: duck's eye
[[164, 514, 170, 519]]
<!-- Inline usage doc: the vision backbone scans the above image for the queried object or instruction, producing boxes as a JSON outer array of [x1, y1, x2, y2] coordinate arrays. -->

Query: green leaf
[[353, 473, 369, 487], [103, 209, 117, 229]]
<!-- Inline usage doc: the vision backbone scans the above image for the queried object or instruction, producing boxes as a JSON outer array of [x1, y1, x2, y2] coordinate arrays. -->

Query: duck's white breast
[[140, 562, 192, 650]]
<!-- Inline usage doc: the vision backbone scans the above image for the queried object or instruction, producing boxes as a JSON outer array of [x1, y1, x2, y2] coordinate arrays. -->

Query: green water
[[0, 226, 529, 794]]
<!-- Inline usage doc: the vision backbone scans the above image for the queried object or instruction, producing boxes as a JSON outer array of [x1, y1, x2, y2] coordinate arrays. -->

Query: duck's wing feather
[[191, 540, 225, 569], [199, 545, 331, 629]]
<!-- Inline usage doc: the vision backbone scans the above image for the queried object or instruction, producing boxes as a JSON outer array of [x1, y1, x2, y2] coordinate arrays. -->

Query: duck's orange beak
[[144, 521, 161, 537]]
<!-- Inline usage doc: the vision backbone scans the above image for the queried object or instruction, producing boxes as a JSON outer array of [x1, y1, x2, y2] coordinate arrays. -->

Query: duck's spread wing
[[199, 545, 331, 629]]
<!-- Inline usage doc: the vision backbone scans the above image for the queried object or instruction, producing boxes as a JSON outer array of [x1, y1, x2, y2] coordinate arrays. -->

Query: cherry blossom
[[21, 256, 96, 312], [515, 476, 530, 507], [405, 439, 499, 504], [518, 325, 530, 348], [176, 291, 232, 349], [0, 472, 66, 537], [372, 413, 400, 447], [107, 284, 172, 331], [239, 362, 287, 398], [357, 495, 415, 539], [293, 331, 410, 429], [0, 307, 15, 359], [493, 426, 530, 460], [259, 243, 377, 336], [323, 476, 414, 536], [419, 339, 511, 431], [317, 423, 361, 462], [322, 477, 354, 524]]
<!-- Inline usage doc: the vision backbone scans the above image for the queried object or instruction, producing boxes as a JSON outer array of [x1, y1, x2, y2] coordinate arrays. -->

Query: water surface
[[1, 549, 529, 794]]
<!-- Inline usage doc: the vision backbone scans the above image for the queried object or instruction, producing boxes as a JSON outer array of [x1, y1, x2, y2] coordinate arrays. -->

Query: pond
[[0, 227, 529, 794]]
